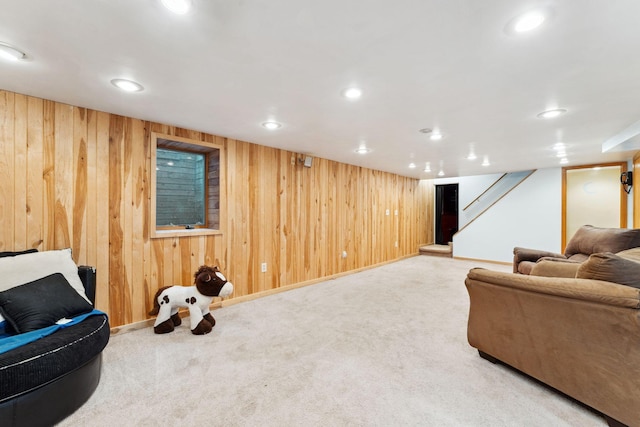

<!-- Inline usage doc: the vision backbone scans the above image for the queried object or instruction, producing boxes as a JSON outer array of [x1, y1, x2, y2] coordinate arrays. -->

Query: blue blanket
[[0, 309, 106, 355]]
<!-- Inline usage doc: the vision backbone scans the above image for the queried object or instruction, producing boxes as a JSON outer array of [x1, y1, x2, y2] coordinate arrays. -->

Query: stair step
[[419, 244, 452, 258]]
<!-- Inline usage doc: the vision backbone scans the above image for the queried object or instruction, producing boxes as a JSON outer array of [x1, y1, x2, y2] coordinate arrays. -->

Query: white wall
[[435, 168, 563, 263]]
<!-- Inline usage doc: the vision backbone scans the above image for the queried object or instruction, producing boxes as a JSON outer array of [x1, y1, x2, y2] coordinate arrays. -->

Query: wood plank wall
[[0, 90, 433, 327]]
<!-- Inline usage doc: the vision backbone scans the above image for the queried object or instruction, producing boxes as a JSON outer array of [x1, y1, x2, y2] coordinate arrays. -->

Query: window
[[151, 132, 222, 238]]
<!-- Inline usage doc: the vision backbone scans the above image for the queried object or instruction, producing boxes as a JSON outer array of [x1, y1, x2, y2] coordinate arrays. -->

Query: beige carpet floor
[[59, 256, 604, 426]]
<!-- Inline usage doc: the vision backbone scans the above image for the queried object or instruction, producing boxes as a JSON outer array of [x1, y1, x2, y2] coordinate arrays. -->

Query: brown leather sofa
[[513, 225, 640, 275], [465, 249, 640, 427]]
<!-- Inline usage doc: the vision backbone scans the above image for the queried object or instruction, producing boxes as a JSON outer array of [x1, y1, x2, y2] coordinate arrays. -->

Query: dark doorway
[[435, 184, 459, 244]]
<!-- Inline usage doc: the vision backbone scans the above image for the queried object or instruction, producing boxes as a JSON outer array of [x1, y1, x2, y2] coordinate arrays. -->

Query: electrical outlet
[[261, 262, 267, 273], [341, 251, 347, 259], [385, 209, 390, 216], [394, 241, 398, 247], [394, 209, 398, 216]]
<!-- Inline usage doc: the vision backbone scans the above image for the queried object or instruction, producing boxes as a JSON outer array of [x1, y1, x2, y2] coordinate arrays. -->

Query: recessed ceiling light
[[355, 144, 370, 154], [419, 128, 432, 134], [552, 142, 566, 151], [560, 157, 569, 165], [430, 132, 443, 141], [467, 143, 477, 160], [513, 11, 545, 32], [537, 108, 567, 119], [342, 87, 362, 100], [409, 163, 416, 169], [0, 42, 26, 61], [110, 78, 144, 92], [437, 170, 445, 177], [482, 156, 490, 167], [262, 121, 281, 130], [424, 162, 431, 173], [504, 8, 551, 35], [161, 0, 191, 14]]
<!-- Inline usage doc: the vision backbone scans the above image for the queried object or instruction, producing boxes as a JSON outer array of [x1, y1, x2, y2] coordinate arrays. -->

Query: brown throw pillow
[[576, 252, 640, 288]]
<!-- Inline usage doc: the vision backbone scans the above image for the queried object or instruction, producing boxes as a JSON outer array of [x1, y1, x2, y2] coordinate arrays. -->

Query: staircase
[[422, 170, 536, 259], [460, 170, 535, 231]]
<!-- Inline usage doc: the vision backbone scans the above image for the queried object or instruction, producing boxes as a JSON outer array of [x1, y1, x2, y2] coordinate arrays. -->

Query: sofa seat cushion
[[517, 261, 536, 275], [521, 257, 583, 276], [0, 314, 109, 402], [576, 252, 640, 289], [566, 253, 589, 263], [530, 259, 582, 278]]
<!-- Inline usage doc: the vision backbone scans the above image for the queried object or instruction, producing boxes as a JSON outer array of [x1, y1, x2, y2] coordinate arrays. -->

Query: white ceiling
[[1, 0, 640, 179]]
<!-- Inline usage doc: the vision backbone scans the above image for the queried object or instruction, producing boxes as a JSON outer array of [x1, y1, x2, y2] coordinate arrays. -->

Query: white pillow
[[0, 248, 90, 302]]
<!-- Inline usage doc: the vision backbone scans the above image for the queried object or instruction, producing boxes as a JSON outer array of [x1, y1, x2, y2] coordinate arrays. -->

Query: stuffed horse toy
[[149, 265, 233, 335]]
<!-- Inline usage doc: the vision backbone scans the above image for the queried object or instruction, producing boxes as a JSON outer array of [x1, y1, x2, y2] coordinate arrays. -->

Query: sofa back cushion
[[616, 247, 640, 262], [0, 248, 89, 302], [576, 252, 640, 288], [0, 249, 38, 258], [564, 225, 640, 258]]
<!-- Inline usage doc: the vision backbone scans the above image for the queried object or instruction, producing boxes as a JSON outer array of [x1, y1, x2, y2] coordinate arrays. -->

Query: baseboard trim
[[110, 318, 157, 335], [453, 256, 511, 266], [111, 253, 419, 335]]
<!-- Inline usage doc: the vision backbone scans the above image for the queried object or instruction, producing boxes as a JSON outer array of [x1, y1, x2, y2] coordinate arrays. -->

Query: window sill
[[151, 228, 223, 239]]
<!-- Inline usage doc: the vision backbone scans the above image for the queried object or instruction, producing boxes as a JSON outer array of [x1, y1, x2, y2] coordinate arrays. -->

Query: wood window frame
[[150, 132, 224, 238]]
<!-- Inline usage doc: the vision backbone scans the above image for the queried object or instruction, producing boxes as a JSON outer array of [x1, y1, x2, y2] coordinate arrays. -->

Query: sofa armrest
[[512, 247, 566, 273], [467, 268, 640, 308], [77, 266, 97, 305]]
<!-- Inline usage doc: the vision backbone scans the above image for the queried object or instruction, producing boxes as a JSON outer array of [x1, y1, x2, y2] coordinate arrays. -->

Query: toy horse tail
[[148, 286, 172, 316]]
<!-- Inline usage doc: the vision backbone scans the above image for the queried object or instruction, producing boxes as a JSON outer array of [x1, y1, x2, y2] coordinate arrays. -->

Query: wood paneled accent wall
[[0, 90, 433, 327]]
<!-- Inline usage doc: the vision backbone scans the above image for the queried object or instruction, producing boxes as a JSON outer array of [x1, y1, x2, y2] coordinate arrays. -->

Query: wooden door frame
[[434, 183, 458, 245], [634, 152, 640, 229], [561, 161, 628, 250]]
